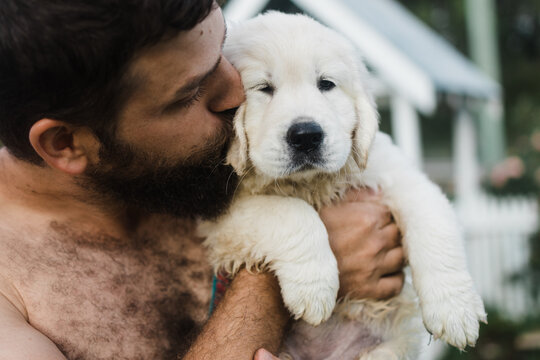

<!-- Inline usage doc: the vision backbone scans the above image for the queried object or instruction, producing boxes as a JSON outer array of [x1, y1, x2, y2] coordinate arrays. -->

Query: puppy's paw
[[421, 282, 486, 350], [359, 347, 399, 360], [278, 261, 339, 326]]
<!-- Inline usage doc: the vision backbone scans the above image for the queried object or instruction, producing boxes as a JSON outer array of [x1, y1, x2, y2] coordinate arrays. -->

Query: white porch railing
[[455, 193, 539, 318]]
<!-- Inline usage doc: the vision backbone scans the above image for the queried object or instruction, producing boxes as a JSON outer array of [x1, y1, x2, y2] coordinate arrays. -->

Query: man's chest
[[2, 220, 213, 359]]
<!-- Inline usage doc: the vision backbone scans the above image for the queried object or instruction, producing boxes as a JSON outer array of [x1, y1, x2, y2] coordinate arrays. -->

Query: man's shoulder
[[0, 198, 53, 306], [0, 203, 36, 321], [0, 271, 27, 321], [0, 196, 49, 255], [0, 270, 66, 360]]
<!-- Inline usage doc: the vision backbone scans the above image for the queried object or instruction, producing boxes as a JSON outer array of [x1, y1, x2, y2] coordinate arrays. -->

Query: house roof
[[224, 0, 501, 114], [339, 0, 501, 99]]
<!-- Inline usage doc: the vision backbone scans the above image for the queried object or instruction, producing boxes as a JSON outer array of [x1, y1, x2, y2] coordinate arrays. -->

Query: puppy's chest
[[281, 316, 381, 359]]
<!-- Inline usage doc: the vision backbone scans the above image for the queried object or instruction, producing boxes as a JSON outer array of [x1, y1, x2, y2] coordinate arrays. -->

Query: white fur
[[200, 12, 486, 359]]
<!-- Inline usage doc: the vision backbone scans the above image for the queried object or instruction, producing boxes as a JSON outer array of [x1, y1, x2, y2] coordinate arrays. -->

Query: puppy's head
[[225, 12, 378, 179]]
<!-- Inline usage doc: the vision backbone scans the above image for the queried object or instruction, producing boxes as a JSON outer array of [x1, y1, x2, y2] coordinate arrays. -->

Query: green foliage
[[439, 308, 540, 360], [395, 2, 540, 359], [528, 230, 540, 302], [397, 0, 469, 54], [486, 0, 540, 196], [398, 1, 540, 197], [532, 235, 540, 301], [511, 230, 540, 303]]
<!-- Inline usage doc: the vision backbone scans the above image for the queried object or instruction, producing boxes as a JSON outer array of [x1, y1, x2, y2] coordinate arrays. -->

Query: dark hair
[[0, 0, 217, 164]]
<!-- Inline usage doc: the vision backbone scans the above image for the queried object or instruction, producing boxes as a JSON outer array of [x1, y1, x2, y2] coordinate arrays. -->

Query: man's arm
[[0, 292, 67, 360], [183, 269, 288, 360]]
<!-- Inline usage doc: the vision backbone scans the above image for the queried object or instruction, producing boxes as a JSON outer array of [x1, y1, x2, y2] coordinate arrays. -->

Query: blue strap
[[208, 274, 218, 316]]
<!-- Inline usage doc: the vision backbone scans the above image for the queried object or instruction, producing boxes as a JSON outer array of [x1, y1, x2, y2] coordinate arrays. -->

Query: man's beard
[[82, 122, 238, 220]]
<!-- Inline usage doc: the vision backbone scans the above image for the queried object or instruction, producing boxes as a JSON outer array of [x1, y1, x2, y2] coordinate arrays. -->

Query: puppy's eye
[[318, 79, 336, 91], [258, 83, 275, 95]]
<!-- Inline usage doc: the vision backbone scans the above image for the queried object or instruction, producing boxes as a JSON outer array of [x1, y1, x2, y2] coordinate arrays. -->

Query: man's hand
[[319, 188, 405, 300], [254, 348, 280, 360]]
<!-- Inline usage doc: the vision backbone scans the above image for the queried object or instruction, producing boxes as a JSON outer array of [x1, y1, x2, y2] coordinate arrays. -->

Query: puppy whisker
[[231, 164, 255, 198]]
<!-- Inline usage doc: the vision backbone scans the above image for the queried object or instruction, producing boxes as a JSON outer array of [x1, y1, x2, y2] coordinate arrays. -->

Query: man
[[0, 1, 405, 359]]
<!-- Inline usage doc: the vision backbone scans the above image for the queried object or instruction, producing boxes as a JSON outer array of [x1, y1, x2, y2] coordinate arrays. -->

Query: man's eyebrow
[[171, 23, 228, 99]]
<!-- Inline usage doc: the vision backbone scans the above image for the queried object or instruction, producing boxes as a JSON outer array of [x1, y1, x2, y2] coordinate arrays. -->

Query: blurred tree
[[397, 0, 540, 187], [439, 308, 540, 360], [397, 1, 540, 359]]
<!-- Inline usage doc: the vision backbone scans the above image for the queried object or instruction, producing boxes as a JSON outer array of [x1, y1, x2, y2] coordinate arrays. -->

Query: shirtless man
[[0, 1, 405, 359]]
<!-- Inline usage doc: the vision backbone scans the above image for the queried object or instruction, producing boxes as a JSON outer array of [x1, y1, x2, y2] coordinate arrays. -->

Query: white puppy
[[200, 11, 486, 359]]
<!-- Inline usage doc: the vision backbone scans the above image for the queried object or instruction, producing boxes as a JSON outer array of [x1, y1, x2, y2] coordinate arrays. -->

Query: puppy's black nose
[[287, 122, 324, 153]]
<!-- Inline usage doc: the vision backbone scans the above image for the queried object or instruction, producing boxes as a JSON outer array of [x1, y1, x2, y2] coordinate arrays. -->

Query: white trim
[[291, 0, 436, 114], [453, 107, 479, 201], [391, 95, 423, 168]]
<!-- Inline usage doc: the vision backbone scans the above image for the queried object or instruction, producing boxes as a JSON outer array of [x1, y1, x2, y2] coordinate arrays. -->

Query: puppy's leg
[[200, 194, 339, 325], [384, 176, 486, 349], [364, 133, 486, 350]]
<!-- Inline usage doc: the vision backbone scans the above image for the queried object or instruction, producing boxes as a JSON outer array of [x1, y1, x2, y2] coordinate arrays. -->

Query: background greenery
[[397, 1, 540, 359], [398, 0, 540, 195]]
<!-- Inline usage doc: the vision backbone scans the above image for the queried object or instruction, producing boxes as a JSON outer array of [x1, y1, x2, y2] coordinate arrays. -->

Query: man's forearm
[[184, 269, 289, 360]]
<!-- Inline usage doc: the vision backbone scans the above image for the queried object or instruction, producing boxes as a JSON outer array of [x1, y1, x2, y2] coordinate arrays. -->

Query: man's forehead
[[126, 8, 225, 92]]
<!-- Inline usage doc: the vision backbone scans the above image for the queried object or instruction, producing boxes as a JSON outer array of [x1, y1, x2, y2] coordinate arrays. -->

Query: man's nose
[[208, 55, 245, 113]]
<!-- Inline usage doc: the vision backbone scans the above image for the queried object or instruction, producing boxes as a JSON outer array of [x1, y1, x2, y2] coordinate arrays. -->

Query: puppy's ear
[[352, 88, 379, 170], [226, 103, 249, 175]]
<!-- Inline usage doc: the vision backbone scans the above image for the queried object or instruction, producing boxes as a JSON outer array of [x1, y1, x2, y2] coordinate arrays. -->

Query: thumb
[[254, 348, 280, 360]]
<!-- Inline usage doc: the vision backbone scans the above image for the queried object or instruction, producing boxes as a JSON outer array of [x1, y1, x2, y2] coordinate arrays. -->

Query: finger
[[376, 208, 394, 229], [380, 246, 405, 276], [332, 214, 398, 262], [374, 271, 405, 299], [322, 201, 389, 235], [342, 187, 381, 203], [376, 223, 401, 250], [254, 349, 280, 360], [350, 202, 393, 232]]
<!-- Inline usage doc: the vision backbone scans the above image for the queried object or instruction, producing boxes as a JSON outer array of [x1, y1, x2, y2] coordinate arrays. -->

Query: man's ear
[[29, 119, 100, 175]]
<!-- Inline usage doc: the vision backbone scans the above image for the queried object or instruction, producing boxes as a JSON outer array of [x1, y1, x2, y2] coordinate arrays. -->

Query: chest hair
[[1, 217, 212, 360]]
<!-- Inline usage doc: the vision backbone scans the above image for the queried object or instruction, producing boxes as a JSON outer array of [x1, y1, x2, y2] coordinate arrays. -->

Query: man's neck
[[0, 148, 143, 239]]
